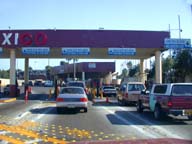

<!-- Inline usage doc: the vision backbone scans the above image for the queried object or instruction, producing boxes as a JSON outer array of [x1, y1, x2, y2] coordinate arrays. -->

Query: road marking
[[0, 135, 24, 144], [15, 111, 30, 120], [118, 107, 183, 139], [102, 107, 157, 138], [25, 139, 42, 144]]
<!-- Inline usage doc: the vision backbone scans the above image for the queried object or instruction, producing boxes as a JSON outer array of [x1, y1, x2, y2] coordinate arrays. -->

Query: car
[[3, 84, 10, 96], [101, 85, 117, 97], [117, 82, 145, 105], [67, 81, 89, 95], [3, 84, 20, 96], [56, 86, 88, 113], [44, 80, 53, 87], [137, 83, 192, 120]]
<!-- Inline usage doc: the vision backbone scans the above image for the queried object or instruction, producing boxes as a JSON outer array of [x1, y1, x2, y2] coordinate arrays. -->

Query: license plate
[[184, 110, 192, 116], [67, 105, 75, 108]]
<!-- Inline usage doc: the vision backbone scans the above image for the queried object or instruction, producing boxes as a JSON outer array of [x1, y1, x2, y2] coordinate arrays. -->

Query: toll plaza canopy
[[0, 29, 169, 59], [0, 29, 170, 97]]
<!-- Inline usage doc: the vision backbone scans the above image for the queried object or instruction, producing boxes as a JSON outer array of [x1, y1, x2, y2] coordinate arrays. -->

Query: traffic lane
[[29, 102, 191, 142], [0, 100, 43, 119], [102, 105, 192, 140], [0, 100, 191, 143]]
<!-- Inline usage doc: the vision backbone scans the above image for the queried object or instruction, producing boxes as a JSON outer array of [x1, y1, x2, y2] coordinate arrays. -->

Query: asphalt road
[[0, 87, 192, 144]]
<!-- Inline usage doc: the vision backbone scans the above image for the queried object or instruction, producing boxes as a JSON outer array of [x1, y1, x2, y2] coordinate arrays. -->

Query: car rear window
[[61, 87, 84, 94], [128, 84, 145, 91], [154, 85, 167, 94], [103, 86, 115, 89], [68, 82, 84, 88], [171, 85, 192, 96]]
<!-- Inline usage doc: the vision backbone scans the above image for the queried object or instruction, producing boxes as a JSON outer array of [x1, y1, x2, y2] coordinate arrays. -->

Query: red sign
[[1, 32, 47, 46]]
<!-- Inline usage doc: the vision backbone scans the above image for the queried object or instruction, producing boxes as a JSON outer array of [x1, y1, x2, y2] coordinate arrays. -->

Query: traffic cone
[[106, 96, 109, 103]]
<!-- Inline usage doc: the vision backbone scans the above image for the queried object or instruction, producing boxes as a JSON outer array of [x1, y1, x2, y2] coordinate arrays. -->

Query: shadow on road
[[30, 106, 84, 115], [106, 110, 191, 126]]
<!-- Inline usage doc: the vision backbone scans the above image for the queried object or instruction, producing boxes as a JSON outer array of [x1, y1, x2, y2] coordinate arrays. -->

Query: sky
[[0, 0, 192, 73]]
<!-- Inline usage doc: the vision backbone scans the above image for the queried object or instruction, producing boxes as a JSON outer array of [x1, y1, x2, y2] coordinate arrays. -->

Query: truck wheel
[[188, 116, 192, 120], [136, 101, 143, 113], [154, 105, 162, 120]]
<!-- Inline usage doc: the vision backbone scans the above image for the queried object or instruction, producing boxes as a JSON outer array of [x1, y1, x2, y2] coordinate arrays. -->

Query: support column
[[82, 72, 85, 81], [24, 58, 29, 85], [10, 49, 16, 97], [155, 51, 162, 83], [140, 59, 145, 83]]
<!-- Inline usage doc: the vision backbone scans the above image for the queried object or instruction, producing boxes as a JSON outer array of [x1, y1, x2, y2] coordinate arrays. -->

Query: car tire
[[84, 108, 88, 113], [188, 116, 192, 120], [136, 101, 143, 113], [154, 105, 162, 120], [57, 107, 62, 114]]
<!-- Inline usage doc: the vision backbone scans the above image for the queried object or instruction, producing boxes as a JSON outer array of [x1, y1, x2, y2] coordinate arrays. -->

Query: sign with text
[[62, 48, 90, 55], [88, 63, 96, 68], [108, 48, 136, 56], [22, 47, 50, 55], [164, 38, 191, 49]]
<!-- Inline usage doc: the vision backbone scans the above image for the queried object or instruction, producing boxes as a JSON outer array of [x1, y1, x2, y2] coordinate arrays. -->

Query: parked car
[[44, 80, 53, 87], [117, 82, 145, 105], [67, 81, 89, 95], [101, 86, 117, 97], [137, 83, 192, 120], [3, 84, 20, 96], [56, 87, 88, 113]]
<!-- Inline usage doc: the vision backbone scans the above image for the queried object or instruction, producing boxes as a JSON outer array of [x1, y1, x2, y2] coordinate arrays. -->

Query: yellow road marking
[[0, 135, 24, 144], [0, 124, 67, 144], [0, 98, 16, 103]]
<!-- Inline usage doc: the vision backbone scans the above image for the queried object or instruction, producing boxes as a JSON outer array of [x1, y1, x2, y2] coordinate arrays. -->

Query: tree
[[162, 56, 174, 82], [45, 65, 52, 80], [129, 64, 140, 77], [173, 50, 192, 82]]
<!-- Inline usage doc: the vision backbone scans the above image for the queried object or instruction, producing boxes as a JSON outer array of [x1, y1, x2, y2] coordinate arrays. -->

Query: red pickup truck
[[137, 83, 192, 120]]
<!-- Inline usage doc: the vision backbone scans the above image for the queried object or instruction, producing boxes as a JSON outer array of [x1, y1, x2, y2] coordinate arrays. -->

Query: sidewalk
[[0, 97, 17, 103], [0, 93, 19, 103]]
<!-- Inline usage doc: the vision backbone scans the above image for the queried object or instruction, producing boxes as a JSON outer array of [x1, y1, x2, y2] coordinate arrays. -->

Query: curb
[[0, 98, 17, 103]]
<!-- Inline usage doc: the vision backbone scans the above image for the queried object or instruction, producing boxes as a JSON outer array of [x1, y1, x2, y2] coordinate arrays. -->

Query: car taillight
[[80, 98, 88, 102], [56, 98, 64, 102], [167, 101, 173, 107], [125, 92, 128, 98]]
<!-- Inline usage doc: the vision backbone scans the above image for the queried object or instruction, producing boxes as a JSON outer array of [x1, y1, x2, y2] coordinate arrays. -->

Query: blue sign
[[22, 47, 50, 55], [108, 48, 136, 56], [164, 38, 191, 49], [62, 48, 90, 55]]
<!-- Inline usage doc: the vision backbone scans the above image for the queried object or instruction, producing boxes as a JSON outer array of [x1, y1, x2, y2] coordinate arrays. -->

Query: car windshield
[[61, 87, 84, 94], [172, 85, 192, 96], [128, 84, 145, 91], [103, 86, 115, 89], [68, 82, 84, 88]]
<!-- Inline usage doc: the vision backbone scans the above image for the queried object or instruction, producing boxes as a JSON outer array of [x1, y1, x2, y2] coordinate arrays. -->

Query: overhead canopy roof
[[0, 29, 170, 59]]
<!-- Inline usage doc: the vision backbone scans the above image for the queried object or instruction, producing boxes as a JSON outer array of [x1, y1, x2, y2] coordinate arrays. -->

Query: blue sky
[[0, 0, 192, 72]]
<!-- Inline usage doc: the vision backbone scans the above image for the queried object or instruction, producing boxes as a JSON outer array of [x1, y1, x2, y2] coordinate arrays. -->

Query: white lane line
[[25, 139, 42, 144], [32, 106, 55, 122], [118, 107, 183, 139], [15, 111, 30, 120], [0, 131, 10, 134], [102, 107, 157, 138]]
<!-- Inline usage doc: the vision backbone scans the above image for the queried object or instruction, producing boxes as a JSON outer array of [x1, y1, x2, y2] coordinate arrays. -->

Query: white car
[[56, 87, 88, 113]]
